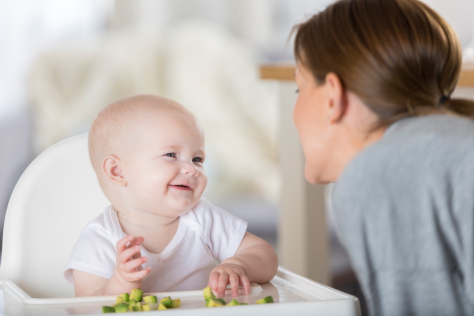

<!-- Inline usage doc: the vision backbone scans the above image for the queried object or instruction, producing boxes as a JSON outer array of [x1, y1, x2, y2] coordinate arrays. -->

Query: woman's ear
[[102, 155, 127, 186], [325, 72, 347, 123]]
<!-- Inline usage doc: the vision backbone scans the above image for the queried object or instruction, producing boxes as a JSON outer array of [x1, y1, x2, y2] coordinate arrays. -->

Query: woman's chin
[[304, 168, 332, 185]]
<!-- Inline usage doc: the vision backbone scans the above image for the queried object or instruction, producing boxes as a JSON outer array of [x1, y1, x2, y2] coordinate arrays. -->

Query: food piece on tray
[[119, 293, 130, 302], [161, 298, 172, 308], [101, 306, 115, 313], [256, 296, 274, 304], [203, 286, 217, 301], [115, 304, 128, 313], [226, 299, 240, 306], [170, 298, 181, 308], [160, 296, 171, 302], [206, 298, 224, 307], [158, 302, 168, 310], [132, 304, 143, 311], [143, 295, 157, 304], [130, 288, 143, 302]]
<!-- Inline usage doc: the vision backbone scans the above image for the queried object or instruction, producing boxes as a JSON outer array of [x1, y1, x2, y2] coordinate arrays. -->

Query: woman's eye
[[165, 153, 176, 158], [192, 157, 203, 163], [295, 89, 299, 94]]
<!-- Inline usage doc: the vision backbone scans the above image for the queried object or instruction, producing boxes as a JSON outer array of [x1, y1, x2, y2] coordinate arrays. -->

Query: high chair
[[0, 134, 361, 315], [0, 134, 110, 298]]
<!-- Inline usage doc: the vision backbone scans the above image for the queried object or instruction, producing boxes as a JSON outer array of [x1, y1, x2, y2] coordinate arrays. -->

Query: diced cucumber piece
[[203, 287, 216, 301], [143, 295, 157, 304], [115, 305, 128, 313], [206, 298, 224, 307], [226, 299, 240, 306], [256, 296, 274, 304], [170, 299, 181, 308], [161, 298, 172, 308], [158, 302, 167, 310], [119, 293, 130, 302], [130, 288, 143, 302], [102, 306, 115, 313], [132, 304, 142, 311]]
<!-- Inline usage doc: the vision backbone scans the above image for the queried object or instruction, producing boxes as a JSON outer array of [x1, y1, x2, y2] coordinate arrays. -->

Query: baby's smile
[[169, 184, 193, 190]]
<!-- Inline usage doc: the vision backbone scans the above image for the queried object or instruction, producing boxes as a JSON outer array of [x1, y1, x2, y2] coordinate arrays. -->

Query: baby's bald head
[[88, 94, 197, 176]]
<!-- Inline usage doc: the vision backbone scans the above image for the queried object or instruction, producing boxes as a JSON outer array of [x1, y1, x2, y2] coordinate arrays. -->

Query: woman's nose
[[180, 162, 199, 177]]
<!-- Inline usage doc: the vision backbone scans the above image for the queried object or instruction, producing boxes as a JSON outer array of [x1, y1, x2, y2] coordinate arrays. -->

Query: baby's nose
[[181, 162, 199, 177]]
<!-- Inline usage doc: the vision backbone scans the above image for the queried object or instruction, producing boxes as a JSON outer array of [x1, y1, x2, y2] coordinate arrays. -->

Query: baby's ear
[[102, 155, 127, 186]]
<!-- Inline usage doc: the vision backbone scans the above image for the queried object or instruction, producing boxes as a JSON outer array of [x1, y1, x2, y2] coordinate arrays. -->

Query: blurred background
[[1, 0, 473, 306]]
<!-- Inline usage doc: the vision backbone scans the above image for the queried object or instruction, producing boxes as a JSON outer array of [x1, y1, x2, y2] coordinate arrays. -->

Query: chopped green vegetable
[[143, 295, 157, 304], [206, 298, 224, 307], [158, 302, 167, 310], [161, 298, 172, 308], [256, 296, 274, 304], [130, 288, 143, 302], [171, 298, 181, 308], [132, 304, 142, 311], [102, 306, 115, 313], [203, 286, 216, 301], [115, 305, 128, 313], [119, 293, 130, 302], [226, 299, 240, 306]]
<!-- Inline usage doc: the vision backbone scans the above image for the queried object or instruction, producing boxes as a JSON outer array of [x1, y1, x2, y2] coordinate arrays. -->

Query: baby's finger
[[209, 271, 220, 293], [122, 256, 147, 273], [116, 235, 134, 253], [128, 236, 144, 248], [217, 273, 229, 298], [229, 274, 240, 297], [125, 266, 151, 282], [117, 245, 141, 264], [240, 275, 250, 295], [128, 237, 144, 259]]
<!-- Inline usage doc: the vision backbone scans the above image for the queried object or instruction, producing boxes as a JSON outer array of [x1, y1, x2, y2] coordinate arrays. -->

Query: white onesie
[[64, 198, 247, 292]]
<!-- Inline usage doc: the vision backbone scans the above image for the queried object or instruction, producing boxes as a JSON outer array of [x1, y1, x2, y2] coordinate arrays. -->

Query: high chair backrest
[[0, 134, 110, 298]]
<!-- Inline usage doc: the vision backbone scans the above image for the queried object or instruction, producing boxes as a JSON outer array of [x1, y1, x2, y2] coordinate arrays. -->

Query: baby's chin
[[166, 199, 200, 215]]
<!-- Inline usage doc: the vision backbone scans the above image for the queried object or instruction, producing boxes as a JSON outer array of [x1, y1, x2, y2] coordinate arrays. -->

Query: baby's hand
[[114, 235, 151, 284], [208, 263, 250, 298]]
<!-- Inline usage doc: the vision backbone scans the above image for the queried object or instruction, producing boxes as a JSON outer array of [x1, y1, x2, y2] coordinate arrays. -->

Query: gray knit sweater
[[333, 114, 474, 316]]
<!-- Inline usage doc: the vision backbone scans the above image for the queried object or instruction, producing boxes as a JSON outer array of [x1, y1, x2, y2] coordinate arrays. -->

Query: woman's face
[[293, 64, 335, 184]]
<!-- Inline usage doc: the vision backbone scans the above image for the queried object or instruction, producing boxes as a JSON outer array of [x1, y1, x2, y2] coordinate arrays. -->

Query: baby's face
[[122, 109, 207, 218]]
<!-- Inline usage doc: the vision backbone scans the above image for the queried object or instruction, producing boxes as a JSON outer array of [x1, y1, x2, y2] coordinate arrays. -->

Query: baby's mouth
[[170, 184, 192, 190]]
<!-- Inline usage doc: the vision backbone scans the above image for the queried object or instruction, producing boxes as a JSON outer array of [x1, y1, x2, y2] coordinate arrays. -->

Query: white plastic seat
[[0, 134, 110, 298]]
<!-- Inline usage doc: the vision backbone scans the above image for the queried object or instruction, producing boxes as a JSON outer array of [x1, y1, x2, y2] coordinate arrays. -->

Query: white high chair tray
[[0, 267, 360, 315]]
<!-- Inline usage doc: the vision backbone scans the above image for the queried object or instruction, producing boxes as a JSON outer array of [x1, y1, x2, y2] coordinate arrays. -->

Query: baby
[[64, 94, 278, 298]]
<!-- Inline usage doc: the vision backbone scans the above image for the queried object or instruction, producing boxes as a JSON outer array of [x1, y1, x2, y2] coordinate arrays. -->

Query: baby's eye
[[295, 89, 299, 94], [192, 157, 203, 163], [165, 153, 176, 158]]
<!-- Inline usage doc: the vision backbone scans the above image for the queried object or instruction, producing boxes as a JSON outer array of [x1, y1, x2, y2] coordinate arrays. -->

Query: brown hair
[[293, 0, 474, 126]]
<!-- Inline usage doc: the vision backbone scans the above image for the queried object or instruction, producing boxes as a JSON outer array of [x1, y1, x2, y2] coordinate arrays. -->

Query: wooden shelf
[[261, 64, 474, 87]]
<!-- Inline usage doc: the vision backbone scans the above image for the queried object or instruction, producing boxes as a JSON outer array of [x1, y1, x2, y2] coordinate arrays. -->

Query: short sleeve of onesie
[[63, 207, 118, 283]]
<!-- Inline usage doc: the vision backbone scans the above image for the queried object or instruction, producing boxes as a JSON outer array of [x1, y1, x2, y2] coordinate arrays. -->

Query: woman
[[292, 0, 474, 315]]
